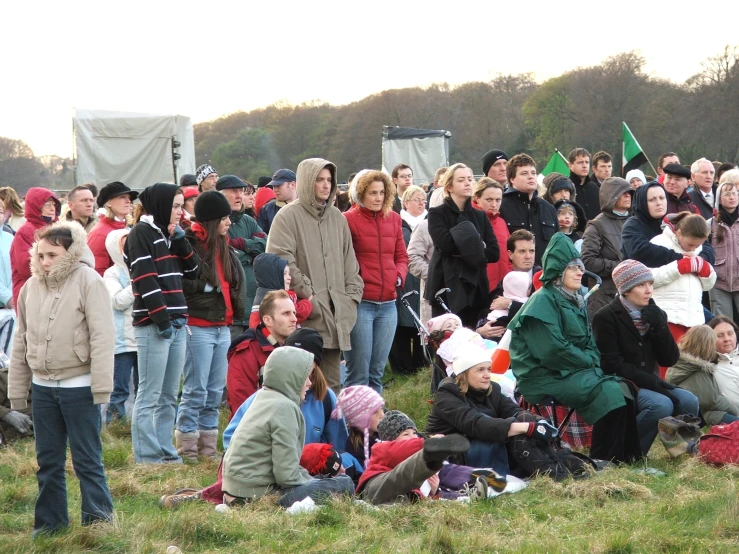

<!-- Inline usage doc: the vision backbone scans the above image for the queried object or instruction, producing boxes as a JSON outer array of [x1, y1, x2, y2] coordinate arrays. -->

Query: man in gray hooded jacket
[[266, 158, 363, 392]]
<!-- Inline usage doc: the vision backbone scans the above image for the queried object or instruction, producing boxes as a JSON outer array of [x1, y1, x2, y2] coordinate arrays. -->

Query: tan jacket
[[407, 220, 435, 324], [8, 221, 115, 408], [266, 158, 363, 350]]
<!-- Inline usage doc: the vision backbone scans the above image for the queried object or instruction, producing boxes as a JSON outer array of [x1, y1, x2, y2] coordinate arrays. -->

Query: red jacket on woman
[[473, 200, 511, 291], [87, 214, 128, 276], [344, 206, 409, 302], [10, 188, 60, 304]]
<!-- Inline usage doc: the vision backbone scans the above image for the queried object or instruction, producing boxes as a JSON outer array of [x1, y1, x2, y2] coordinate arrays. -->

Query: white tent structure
[[73, 108, 196, 189], [381, 126, 451, 185]]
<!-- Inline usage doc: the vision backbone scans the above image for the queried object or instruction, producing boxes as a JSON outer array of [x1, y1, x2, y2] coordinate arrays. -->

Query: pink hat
[[332, 385, 385, 467]]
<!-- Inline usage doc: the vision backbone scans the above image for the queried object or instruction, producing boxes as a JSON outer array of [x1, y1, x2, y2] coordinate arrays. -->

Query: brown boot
[[175, 430, 199, 463], [198, 429, 219, 460]]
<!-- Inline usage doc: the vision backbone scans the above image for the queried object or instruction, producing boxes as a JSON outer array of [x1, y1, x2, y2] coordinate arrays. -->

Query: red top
[[87, 215, 128, 276], [188, 251, 234, 327], [226, 325, 275, 416], [473, 200, 512, 291], [357, 437, 426, 495], [344, 206, 409, 302], [254, 187, 276, 218]]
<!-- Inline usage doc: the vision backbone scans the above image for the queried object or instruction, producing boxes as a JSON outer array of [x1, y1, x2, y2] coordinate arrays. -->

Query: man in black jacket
[[568, 148, 601, 221], [689, 158, 717, 219], [500, 154, 559, 267]]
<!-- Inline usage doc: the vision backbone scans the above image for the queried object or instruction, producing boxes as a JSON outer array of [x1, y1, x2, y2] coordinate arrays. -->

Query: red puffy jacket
[[473, 201, 512, 291], [357, 437, 425, 494], [344, 206, 409, 302], [87, 215, 128, 276], [10, 188, 60, 304]]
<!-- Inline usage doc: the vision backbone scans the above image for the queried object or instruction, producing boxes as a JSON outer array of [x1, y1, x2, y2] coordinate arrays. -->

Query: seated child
[[249, 253, 312, 329], [356, 410, 509, 504], [487, 272, 530, 327]]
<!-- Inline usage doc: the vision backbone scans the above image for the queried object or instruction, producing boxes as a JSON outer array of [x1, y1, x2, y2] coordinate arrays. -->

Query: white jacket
[[103, 229, 136, 354], [715, 348, 739, 411], [649, 226, 716, 327]]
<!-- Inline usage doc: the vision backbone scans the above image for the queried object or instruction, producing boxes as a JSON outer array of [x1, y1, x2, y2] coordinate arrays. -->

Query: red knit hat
[[299, 443, 342, 477]]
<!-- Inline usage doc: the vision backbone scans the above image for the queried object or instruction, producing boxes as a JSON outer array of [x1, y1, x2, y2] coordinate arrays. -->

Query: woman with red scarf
[[472, 178, 511, 291], [176, 191, 245, 462]]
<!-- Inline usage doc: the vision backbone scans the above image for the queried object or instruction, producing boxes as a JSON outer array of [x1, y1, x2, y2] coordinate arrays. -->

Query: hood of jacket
[[553, 199, 586, 233], [105, 228, 131, 269], [24, 187, 61, 226], [253, 253, 288, 291], [667, 352, 718, 385], [139, 183, 179, 233], [29, 220, 95, 285], [633, 182, 666, 224], [261, 346, 313, 405], [600, 177, 632, 212], [540, 232, 581, 284], [296, 158, 338, 219]]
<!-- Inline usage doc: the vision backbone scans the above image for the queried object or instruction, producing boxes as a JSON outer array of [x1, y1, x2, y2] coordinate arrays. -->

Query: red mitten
[[229, 237, 246, 251], [676, 257, 693, 275], [692, 256, 705, 274], [697, 261, 712, 278]]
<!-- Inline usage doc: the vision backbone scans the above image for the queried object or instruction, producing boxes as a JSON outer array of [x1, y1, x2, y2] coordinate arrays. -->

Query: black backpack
[[506, 435, 596, 481]]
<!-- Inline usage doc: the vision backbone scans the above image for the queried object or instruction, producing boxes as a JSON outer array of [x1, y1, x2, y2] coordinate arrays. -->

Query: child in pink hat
[[332, 385, 385, 469]]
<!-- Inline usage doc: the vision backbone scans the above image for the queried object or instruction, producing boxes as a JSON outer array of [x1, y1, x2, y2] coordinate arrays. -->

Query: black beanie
[[482, 149, 509, 176], [549, 178, 574, 195], [258, 176, 272, 188], [194, 190, 232, 222], [284, 328, 324, 367]]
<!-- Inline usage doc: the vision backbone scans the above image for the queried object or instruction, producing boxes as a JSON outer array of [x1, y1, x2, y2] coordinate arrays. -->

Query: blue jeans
[[636, 387, 700, 454], [278, 474, 355, 507], [132, 324, 187, 464], [344, 300, 397, 394], [465, 439, 510, 476], [177, 325, 230, 433], [32, 384, 113, 535], [720, 413, 739, 424], [106, 351, 138, 423]]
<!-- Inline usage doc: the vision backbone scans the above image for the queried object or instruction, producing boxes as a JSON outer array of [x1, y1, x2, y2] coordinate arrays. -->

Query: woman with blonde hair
[[343, 170, 408, 393], [87, 181, 138, 276], [666, 325, 739, 425], [0, 187, 26, 231], [426, 163, 499, 327]]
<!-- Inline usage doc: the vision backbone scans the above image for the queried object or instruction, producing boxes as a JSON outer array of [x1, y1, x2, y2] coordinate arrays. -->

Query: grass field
[[1, 368, 738, 553]]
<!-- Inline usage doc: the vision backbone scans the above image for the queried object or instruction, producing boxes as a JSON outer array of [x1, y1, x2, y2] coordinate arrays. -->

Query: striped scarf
[[620, 296, 650, 336]]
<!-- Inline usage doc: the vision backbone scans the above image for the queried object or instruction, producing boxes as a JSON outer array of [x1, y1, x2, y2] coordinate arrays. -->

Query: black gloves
[[526, 420, 558, 444], [641, 300, 668, 331]]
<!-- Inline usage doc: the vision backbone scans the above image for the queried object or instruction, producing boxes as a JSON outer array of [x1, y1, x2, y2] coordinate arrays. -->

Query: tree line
[[195, 47, 739, 183]]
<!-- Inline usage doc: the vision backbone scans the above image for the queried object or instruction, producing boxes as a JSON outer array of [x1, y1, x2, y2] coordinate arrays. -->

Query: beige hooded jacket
[[9, 220, 115, 408], [266, 158, 363, 350]]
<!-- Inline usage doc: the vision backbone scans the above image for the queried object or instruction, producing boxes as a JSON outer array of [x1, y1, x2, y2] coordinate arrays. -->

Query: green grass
[[2, 367, 739, 553]]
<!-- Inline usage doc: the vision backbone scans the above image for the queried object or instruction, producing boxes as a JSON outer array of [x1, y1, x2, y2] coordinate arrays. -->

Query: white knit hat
[[452, 346, 492, 376]]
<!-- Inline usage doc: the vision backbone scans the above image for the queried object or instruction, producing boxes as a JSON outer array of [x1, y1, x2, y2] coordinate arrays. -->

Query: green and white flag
[[541, 150, 570, 177], [622, 122, 648, 175]]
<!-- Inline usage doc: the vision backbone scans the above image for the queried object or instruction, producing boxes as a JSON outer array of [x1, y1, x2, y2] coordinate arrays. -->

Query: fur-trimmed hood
[[30, 220, 95, 285], [668, 352, 718, 386]]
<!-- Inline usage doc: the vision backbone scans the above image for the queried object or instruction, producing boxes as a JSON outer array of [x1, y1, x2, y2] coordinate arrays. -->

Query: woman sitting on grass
[[8, 221, 115, 537], [666, 325, 739, 425], [426, 346, 557, 476]]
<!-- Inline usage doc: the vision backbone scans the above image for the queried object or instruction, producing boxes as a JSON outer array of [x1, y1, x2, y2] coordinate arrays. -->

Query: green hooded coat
[[508, 233, 626, 424], [222, 346, 314, 499]]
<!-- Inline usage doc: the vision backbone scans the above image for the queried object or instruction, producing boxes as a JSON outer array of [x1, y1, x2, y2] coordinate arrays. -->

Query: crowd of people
[[1, 147, 739, 538]]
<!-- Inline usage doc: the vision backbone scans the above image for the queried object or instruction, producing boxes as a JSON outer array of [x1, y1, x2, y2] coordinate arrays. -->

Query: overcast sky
[[3, 0, 738, 158]]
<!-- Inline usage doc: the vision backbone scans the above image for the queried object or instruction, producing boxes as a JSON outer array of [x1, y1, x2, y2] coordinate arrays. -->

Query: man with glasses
[[257, 169, 297, 234], [391, 164, 414, 213], [689, 158, 717, 219], [662, 164, 700, 215]]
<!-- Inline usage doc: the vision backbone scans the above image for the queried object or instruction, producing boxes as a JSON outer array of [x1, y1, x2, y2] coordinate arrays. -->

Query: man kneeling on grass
[[222, 346, 355, 507]]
